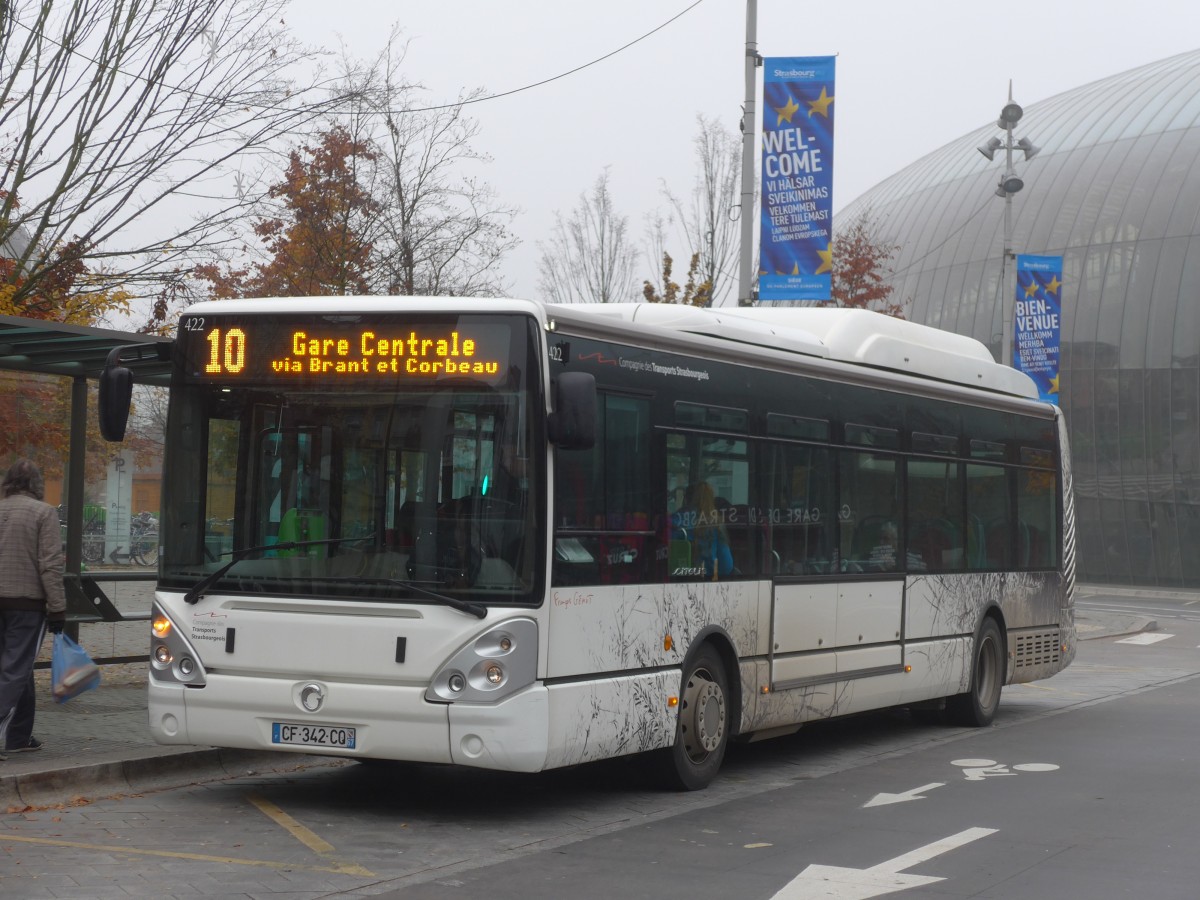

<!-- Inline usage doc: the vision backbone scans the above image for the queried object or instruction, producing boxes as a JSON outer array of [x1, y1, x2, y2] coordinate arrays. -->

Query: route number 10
[[205, 328, 247, 374]]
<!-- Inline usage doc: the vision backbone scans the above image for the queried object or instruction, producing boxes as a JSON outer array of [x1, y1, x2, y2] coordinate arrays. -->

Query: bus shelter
[[0, 314, 171, 632]]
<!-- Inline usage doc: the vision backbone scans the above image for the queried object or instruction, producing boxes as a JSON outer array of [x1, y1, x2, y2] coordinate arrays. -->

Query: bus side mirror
[[98, 348, 134, 442], [548, 372, 596, 450]]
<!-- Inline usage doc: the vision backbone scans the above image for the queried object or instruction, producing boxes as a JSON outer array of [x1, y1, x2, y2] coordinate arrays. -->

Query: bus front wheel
[[947, 617, 1004, 727], [663, 646, 729, 791]]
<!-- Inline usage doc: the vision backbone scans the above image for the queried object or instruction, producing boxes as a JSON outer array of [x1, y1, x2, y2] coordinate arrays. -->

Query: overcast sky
[[287, 0, 1196, 303]]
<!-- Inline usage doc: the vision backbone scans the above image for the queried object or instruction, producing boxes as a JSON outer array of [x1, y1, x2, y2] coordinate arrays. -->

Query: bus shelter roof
[[0, 314, 172, 618], [0, 314, 172, 386]]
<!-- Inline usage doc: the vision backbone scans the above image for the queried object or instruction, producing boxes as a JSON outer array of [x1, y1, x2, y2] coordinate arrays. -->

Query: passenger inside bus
[[679, 481, 735, 580], [867, 520, 900, 570]]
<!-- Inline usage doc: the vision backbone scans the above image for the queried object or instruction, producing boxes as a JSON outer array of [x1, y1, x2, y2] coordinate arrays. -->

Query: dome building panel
[[836, 49, 1200, 587]]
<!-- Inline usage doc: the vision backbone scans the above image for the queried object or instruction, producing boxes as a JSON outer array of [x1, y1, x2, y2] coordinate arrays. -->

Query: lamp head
[[998, 101, 1024, 127], [1017, 137, 1040, 160], [998, 174, 1024, 196], [977, 136, 1003, 160]]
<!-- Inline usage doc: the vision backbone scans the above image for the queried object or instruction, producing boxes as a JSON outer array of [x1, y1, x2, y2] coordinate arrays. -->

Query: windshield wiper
[[285, 574, 489, 620], [184, 535, 373, 604], [378, 578, 488, 619]]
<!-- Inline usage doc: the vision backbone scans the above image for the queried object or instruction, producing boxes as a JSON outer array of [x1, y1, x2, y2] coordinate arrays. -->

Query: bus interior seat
[[394, 500, 417, 550], [912, 517, 964, 569], [668, 537, 694, 572], [967, 513, 987, 568], [278, 508, 327, 557], [850, 516, 895, 564], [985, 518, 1011, 568], [1017, 519, 1032, 567]]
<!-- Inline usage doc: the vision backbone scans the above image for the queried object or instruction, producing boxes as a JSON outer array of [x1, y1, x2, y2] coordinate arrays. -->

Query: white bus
[[103, 297, 1075, 790]]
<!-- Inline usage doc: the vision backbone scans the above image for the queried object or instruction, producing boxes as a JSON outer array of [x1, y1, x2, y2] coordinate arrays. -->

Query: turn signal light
[[152, 617, 171, 637]]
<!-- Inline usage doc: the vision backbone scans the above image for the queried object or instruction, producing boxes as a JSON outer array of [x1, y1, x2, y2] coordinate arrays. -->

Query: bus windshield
[[159, 311, 544, 605]]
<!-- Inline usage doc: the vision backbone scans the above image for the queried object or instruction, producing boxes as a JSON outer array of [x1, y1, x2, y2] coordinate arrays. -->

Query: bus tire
[[947, 617, 1004, 727], [663, 645, 729, 791]]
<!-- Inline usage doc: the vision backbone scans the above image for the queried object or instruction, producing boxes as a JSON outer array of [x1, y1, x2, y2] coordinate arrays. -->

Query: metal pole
[[64, 375, 88, 641], [736, 0, 758, 307], [1001, 124, 1014, 368], [65, 376, 86, 575]]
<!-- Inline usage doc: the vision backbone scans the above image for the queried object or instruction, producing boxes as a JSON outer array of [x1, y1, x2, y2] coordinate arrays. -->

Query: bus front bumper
[[148, 675, 551, 772]]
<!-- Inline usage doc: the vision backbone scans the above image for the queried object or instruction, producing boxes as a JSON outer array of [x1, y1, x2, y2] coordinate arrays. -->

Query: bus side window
[[667, 432, 751, 581], [907, 457, 965, 572], [839, 449, 902, 572], [767, 443, 835, 575], [968, 462, 1010, 570], [1017, 463, 1059, 569], [552, 393, 652, 586]]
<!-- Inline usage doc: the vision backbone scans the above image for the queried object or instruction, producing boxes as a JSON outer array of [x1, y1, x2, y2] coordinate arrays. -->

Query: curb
[[1076, 615, 1157, 641], [1, 748, 345, 809]]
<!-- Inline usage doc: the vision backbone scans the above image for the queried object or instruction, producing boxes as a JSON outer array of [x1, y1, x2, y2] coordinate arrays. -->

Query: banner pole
[[737, 0, 758, 307]]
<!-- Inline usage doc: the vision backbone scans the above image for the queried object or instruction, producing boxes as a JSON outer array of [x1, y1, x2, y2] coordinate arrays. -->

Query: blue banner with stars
[[1013, 254, 1063, 404], [759, 56, 835, 303]]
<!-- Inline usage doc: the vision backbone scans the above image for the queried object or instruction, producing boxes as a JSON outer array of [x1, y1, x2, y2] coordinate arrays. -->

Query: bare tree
[[334, 28, 519, 297], [658, 114, 740, 307], [538, 169, 639, 304], [0, 0, 334, 324]]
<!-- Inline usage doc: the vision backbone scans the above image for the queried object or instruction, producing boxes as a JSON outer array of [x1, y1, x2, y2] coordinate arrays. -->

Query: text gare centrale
[[276, 329, 501, 376]]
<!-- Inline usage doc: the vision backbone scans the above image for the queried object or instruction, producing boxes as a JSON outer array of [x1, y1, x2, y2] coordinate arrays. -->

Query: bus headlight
[[426, 618, 537, 703], [149, 602, 207, 687]]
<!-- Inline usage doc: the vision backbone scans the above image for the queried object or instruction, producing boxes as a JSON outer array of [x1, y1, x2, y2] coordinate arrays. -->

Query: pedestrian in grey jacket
[[0, 459, 67, 758]]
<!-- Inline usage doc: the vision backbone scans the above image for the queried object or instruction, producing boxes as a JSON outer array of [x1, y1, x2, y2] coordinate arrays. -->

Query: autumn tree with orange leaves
[[196, 128, 379, 298], [829, 210, 904, 317], [0, 227, 136, 490]]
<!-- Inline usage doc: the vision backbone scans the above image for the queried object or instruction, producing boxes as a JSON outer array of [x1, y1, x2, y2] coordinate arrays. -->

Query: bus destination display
[[179, 315, 511, 385]]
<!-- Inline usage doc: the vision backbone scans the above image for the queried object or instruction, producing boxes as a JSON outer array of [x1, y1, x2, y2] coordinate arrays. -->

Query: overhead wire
[[4, 1, 708, 117]]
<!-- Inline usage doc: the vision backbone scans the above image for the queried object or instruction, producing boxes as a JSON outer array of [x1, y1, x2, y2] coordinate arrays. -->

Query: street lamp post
[[737, 0, 760, 307], [978, 82, 1039, 366]]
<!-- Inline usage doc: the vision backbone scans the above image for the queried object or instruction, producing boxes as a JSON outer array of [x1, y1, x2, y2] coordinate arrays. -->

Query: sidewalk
[[0, 586, 1160, 809], [1, 574, 344, 810]]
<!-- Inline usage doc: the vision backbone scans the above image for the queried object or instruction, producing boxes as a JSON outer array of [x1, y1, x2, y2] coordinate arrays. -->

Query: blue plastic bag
[[51, 633, 101, 704]]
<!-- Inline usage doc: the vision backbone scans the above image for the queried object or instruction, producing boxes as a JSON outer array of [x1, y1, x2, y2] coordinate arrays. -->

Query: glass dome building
[[836, 48, 1200, 588]]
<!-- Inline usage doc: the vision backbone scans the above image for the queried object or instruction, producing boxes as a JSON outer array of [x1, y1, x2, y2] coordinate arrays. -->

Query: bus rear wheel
[[663, 646, 729, 791], [947, 617, 1004, 726]]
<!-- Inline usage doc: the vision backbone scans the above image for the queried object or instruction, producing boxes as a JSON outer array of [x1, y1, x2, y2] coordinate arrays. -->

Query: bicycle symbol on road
[[951, 758, 1060, 781]]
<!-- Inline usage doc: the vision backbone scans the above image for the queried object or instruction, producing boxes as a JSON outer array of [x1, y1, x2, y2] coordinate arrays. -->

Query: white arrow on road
[[862, 782, 944, 808], [772, 826, 998, 900]]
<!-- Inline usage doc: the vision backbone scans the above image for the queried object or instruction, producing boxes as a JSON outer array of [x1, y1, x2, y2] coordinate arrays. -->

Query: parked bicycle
[[130, 511, 159, 567], [59, 505, 159, 567]]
